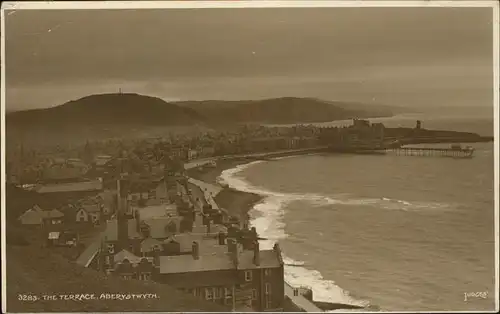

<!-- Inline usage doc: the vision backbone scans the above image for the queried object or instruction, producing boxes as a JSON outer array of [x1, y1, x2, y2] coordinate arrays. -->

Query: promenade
[[184, 146, 329, 170], [284, 282, 322, 312]]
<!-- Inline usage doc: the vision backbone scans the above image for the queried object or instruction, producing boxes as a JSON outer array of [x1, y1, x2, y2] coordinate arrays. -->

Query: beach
[[186, 158, 264, 223]]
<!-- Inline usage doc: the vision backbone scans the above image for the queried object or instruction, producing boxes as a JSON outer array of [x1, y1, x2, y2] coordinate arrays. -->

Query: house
[[103, 249, 156, 280], [18, 205, 65, 227], [187, 149, 199, 161], [75, 201, 103, 225], [141, 216, 183, 240], [94, 155, 114, 168], [156, 238, 285, 312], [127, 178, 169, 206]]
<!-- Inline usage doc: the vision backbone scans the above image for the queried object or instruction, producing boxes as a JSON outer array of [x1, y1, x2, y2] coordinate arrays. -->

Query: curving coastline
[[187, 155, 371, 311]]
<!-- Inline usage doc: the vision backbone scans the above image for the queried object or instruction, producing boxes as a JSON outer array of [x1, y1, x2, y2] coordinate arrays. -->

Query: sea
[[219, 113, 497, 312]]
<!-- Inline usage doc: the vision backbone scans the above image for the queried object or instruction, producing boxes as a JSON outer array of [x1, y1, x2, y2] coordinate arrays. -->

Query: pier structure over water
[[389, 145, 474, 158]]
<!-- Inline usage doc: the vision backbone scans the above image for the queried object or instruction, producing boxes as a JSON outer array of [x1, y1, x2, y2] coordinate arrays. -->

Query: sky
[[4, 6, 495, 112]]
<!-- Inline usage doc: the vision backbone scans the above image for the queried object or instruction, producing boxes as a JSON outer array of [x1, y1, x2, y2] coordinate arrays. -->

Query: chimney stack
[[192, 241, 200, 260], [135, 209, 141, 232], [218, 232, 227, 245], [228, 239, 239, 268], [153, 246, 161, 267], [253, 240, 260, 266]]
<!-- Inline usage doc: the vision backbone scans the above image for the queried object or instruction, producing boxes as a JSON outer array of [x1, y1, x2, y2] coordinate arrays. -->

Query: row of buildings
[[73, 175, 285, 312]]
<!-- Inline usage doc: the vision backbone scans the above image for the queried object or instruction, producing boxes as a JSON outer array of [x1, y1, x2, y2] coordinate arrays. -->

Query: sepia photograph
[[1, 0, 498, 313]]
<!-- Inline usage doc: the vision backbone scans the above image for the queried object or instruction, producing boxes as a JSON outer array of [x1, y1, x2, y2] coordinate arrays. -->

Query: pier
[[389, 145, 474, 158]]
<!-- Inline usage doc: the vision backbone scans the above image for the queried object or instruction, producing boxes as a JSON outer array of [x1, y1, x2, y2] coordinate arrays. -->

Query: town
[[5, 119, 491, 312]]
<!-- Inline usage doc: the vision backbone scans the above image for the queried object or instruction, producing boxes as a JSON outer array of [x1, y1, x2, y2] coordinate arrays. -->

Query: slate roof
[[18, 207, 65, 225], [143, 217, 182, 239], [104, 219, 143, 241], [75, 232, 106, 267], [134, 203, 178, 220], [159, 245, 282, 274], [35, 179, 103, 194], [140, 238, 163, 253], [114, 249, 152, 264]]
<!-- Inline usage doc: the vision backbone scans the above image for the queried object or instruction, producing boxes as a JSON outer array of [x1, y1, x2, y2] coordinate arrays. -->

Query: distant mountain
[[176, 97, 396, 124], [6, 93, 206, 129]]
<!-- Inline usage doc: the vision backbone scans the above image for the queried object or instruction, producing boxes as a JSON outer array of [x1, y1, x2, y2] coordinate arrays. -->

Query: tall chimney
[[192, 241, 200, 260], [253, 240, 260, 266], [117, 179, 129, 250]]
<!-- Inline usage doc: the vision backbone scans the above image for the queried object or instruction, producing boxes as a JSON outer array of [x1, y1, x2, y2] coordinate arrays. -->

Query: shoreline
[[186, 154, 369, 312], [187, 157, 264, 224]]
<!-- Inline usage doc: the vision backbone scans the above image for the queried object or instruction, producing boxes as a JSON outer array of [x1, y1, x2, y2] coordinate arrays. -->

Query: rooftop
[[159, 243, 282, 274], [104, 219, 142, 241], [34, 179, 103, 194]]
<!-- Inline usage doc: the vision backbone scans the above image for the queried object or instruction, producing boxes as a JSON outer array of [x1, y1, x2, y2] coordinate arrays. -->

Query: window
[[214, 287, 222, 299], [149, 190, 156, 199], [138, 273, 151, 281], [251, 289, 258, 300], [265, 283, 271, 295], [205, 288, 214, 300], [224, 287, 233, 299], [105, 255, 112, 265], [107, 244, 115, 254], [244, 270, 253, 282], [264, 269, 272, 276]]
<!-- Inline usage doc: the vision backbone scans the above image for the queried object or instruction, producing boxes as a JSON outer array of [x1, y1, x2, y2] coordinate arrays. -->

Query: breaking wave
[[219, 161, 368, 307], [219, 160, 453, 308]]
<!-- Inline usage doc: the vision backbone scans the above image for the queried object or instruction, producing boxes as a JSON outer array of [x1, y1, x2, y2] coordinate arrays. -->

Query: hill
[[7, 94, 398, 130], [6, 93, 206, 129], [5, 94, 401, 146], [6, 243, 229, 312], [176, 97, 396, 124]]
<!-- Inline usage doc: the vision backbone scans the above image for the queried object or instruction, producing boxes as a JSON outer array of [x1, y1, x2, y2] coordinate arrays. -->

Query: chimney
[[206, 221, 211, 234], [253, 241, 260, 266], [228, 239, 239, 268], [218, 232, 226, 245], [192, 241, 200, 260], [153, 247, 161, 267], [202, 214, 209, 226], [135, 210, 141, 232], [251, 227, 257, 239]]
